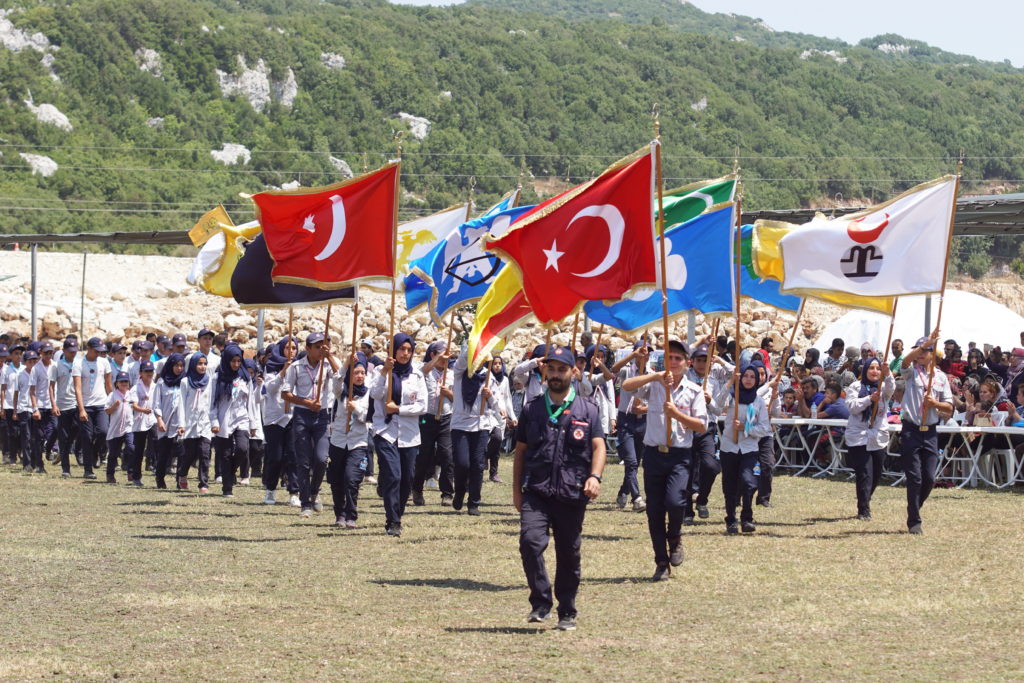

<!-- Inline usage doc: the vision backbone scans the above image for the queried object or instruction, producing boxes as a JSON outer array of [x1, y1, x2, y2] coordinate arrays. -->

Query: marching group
[[2, 322, 1019, 629]]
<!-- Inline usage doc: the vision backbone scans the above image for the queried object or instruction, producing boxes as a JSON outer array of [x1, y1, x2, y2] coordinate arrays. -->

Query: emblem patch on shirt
[[572, 428, 585, 440]]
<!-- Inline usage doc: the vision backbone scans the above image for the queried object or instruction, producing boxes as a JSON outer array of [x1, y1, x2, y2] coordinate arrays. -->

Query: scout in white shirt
[[52, 339, 82, 476], [718, 364, 773, 535], [260, 337, 298, 506], [327, 353, 372, 528], [13, 350, 39, 471], [413, 341, 455, 506], [72, 338, 113, 479], [449, 348, 499, 516], [483, 356, 517, 483], [152, 353, 186, 489], [210, 345, 257, 498], [30, 341, 58, 469], [844, 357, 896, 521], [126, 360, 156, 486], [178, 353, 215, 492], [610, 340, 651, 512], [103, 372, 134, 483]]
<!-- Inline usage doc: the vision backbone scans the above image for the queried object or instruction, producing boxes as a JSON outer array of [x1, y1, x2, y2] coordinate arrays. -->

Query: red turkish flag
[[253, 163, 399, 289], [484, 147, 657, 323]]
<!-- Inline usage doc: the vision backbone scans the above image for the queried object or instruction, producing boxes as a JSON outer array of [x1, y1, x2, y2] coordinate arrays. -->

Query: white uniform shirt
[[15, 366, 33, 413], [421, 363, 454, 417], [128, 381, 157, 433], [450, 352, 499, 433], [73, 355, 112, 408], [581, 371, 616, 434], [844, 375, 896, 450], [281, 357, 333, 403], [719, 395, 773, 453], [369, 364, 427, 447], [105, 389, 133, 440], [181, 380, 213, 439], [209, 371, 253, 435], [512, 358, 546, 404], [2, 363, 21, 410], [635, 376, 709, 448], [53, 359, 78, 411], [32, 361, 54, 410], [328, 376, 370, 450], [261, 370, 292, 428], [152, 380, 185, 438], [900, 364, 953, 426]]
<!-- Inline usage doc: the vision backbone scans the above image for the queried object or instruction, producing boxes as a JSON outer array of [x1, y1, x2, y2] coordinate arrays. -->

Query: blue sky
[[389, 0, 1024, 67]]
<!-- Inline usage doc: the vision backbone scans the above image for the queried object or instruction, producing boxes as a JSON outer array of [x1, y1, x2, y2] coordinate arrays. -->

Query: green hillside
[[1, 0, 1022, 271]]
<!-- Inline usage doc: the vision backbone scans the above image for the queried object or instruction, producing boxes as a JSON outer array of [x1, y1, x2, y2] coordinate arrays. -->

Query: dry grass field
[[1, 459, 1021, 681]]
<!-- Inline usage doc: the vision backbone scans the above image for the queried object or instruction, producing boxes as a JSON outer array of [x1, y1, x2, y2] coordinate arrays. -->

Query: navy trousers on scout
[[689, 424, 721, 510], [756, 435, 776, 504], [327, 445, 367, 522], [30, 409, 56, 469], [847, 444, 885, 516], [57, 411, 80, 474], [616, 412, 646, 501], [214, 430, 249, 495], [452, 428, 488, 508], [519, 491, 586, 618], [900, 424, 939, 528], [105, 433, 134, 477], [720, 450, 758, 525], [178, 437, 211, 488], [262, 422, 298, 493], [373, 434, 417, 528], [642, 445, 692, 564], [292, 408, 329, 509], [414, 414, 453, 495], [80, 406, 108, 475]]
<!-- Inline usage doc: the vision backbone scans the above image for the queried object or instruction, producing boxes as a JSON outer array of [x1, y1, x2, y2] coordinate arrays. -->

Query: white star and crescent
[[543, 239, 565, 270], [540, 204, 626, 278]]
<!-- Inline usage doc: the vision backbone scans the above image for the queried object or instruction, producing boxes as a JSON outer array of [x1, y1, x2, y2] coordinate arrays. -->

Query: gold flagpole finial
[[652, 102, 661, 139], [957, 148, 965, 176], [394, 130, 405, 160], [517, 156, 527, 191]]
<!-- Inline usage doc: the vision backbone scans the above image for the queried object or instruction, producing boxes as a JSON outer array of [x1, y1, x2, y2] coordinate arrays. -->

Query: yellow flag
[[188, 205, 234, 247], [467, 267, 533, 372], [752, 220, 896, 314]]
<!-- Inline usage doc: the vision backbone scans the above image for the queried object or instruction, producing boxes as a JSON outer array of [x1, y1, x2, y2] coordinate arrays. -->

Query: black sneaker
[[556, 616, 577, 631], [668, 539, 684, 567], [741, 521, 756, 533], [83, 472, 97, 480], [467, 506, 481, 516], [452, 492, 464, 511], [412, 491, 425, 506], [386, 523, 402, 537], [857, 513, 872, 521], [696, 505, 709, 519], [726, 522, 739, 535], [652, 563, 671, 581], [527, 608, 550, 623], [682, 515, 695, 526], [756, 499, 773, 508], [61, 471, 71, 478], [908, 523, 923, 535]]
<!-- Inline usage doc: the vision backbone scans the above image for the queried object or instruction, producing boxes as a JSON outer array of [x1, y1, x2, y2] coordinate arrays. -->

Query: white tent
[[812, 290, 1024, 353]]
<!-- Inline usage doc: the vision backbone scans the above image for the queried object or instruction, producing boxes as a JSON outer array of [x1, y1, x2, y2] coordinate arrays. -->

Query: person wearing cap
[[899, 330, 954, 534], [282, 332, 341, 517], [513, 346, 605, 631], [621, 339, 708, 581], [126, 360, 156, 486], [0, 344, 22, 465], [609, 339, 652, 513], [413, 341, 455, 506], [193, 329, 219, 376], [125, 341, 145, 385], [51, 339, 81, 476], [449, 346, 500, 516], [579, 345, 616, 455], [360, 339, 384, 368], [103, 371, 135, 483], [31, 341, 58, 466], [261, 337, 299, 506], [718, 363, 772, 535], [151, 335, 170, 363], [108, 343, 128, 377], [368, 333, 427, 536], [844, 357, 895, 521], [513, 344, 552, 405], [686, 341, 733, 521], [178, 353, 214, 492], [13, 349, 39, 472], [152, 353, 187, 489], [73, 338, 113, 480], [327, 351, 372, 527], [209, 345, 258, 498]]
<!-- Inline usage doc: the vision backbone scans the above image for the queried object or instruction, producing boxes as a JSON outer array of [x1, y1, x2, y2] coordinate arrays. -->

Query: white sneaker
[[425, 477, 439, 491], [215, 476, 222, 484], [633, 497, 647, 513], [312, 497, 323, 513], [299, 508, 312, 518], [263, 490, 276, 505], [240, 478, 250, 486], [288, 494, 301, 508]]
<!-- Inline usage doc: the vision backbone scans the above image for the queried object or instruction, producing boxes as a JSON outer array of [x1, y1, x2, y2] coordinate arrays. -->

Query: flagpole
[[653, 107, 673, 452], [921, 155, 963, 431], [871, 298, 900, 426], [386, 134, 404, 405], [479, 357, 492, 417], [288, 307, 293, 343], [315, 304, 332, 402], [436, 310, 456, 419], [589, 324, 605, 374], [344, 302, 360, 434], [570, 309, 580, 355], [542, 328, 552, 383], [769, 299, 805, 414], [702, 318, 721, 392], [731, 185, 744, 434]]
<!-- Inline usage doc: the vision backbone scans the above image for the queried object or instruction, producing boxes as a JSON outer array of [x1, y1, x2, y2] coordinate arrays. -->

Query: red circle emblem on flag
[[573, 428, 584, 440]]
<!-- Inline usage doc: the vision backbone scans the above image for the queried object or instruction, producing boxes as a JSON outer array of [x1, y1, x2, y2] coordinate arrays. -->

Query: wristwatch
[[586, 473, 602, 483]]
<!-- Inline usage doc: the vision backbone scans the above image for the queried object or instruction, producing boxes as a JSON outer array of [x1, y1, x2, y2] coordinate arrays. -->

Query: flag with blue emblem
[[583, 203, 736, 333]]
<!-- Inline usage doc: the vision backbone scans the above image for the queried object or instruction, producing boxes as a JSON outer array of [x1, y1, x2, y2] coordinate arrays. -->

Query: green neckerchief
[[544, 386, 576, 425]]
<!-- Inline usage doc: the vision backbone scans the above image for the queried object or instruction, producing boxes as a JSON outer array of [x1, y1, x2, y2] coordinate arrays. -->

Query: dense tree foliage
[[1, 0, 1022, 267]]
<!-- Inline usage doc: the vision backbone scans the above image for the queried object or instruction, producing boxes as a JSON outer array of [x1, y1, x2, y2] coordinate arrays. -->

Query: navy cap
[[140, 340, 154, 351], [131, 340, 143, 352], [109, 343, 125, 353], [545, 345, 576, 368], [114, 371, 130, 384], [307, 332, 326, 345], [155, 335, 170, 345], [139, 360, 155, 373], [22, 350, 39, 361], [63, 338, 78, 351], [667, 339, 691, 357], [692, 343, 710, 358], [27, 341, 41, 353], [914, 336, 934, 349], [171, 333, 187, 346], [9, 344, 24, 353], [0, 345, 8, 357], [95, 342, 108, 353], [86, 337, 103, 349], [197, 328, 214, 339], [39, 341, 53, 352]]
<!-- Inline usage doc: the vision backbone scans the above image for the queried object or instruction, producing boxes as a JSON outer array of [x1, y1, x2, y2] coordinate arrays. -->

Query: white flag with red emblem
[[778, 176, 957, 298]]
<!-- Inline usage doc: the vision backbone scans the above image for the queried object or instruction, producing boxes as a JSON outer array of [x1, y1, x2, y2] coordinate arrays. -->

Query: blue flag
[[739, 224, 801, 312], [584, 204, 736, 333]]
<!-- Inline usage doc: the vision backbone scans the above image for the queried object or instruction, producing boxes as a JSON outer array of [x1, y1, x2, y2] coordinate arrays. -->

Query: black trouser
[[452, 428, 488, 509], [293, 408, 329, 509], [15, 411, 31, 468], [328, 444, 367, 522], [79, 406, 108, 475], [214, 430, 249, 496], [414, 414, 453, 495], [155, 436, 183, 488], [373, 434, 417, 528], [642, 445, 692, 565], [248, 438, 264, 477], [57, 410, 80, 473], [262, 422, 297, 493], [616, 412, 645, 501], [690, 424, 720, 510], [31, 409, 56, 468], [128, 429, 151, 481], [720, 450, 758, 525], [486, 426, 503, 478], [519, 490, 587, 619], [106, 433, 134, 477], [178, 437, 211, 488], [847, 444, 884, 516], [756, 435, 776, 504], [3, 408, 20, 462], [900, 423, 939, 528]]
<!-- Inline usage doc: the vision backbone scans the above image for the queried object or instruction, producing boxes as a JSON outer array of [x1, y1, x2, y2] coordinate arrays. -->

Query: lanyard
[[544, 386, 575, 425]]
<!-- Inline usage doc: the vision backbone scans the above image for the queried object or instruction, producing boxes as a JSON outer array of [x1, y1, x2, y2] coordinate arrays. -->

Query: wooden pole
[[653, 121, 673, 451], [345, 303, 360, 434], [386, 138, 403, 406], [921, 161, 962, 430], [702, 318, 721, 392], [288, 308, 293, 342], [541, 328, 552, 383], [588, 324, 605, 374], [731, 196, 743, 434], [479, 358, 492, 416], [435, 310, 456, 419], [769, 300, 805, 414], [314, 304, 332, 403], [871, 298, 900, 425], [570, 309, 581, 356]]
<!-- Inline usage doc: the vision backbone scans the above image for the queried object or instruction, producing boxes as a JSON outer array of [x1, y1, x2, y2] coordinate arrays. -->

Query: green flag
[[660, 175, 737, 227]]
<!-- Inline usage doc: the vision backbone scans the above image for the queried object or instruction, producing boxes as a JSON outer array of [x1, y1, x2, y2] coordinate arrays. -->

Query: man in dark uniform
[[513, 346, 605, 632]]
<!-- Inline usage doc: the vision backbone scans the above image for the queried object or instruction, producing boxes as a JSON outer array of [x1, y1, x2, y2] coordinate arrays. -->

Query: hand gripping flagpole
[[871, 297, 900, 426], [920, 152, 963, 431], [436, 310, 456, 419], [479, 357, 493, 417], [386, 133, 404, 407], [653, 105, 672, 452]]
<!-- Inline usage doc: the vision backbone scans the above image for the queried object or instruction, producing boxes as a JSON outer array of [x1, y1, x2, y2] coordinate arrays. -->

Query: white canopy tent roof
[[812, 290, 1024, 354]]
